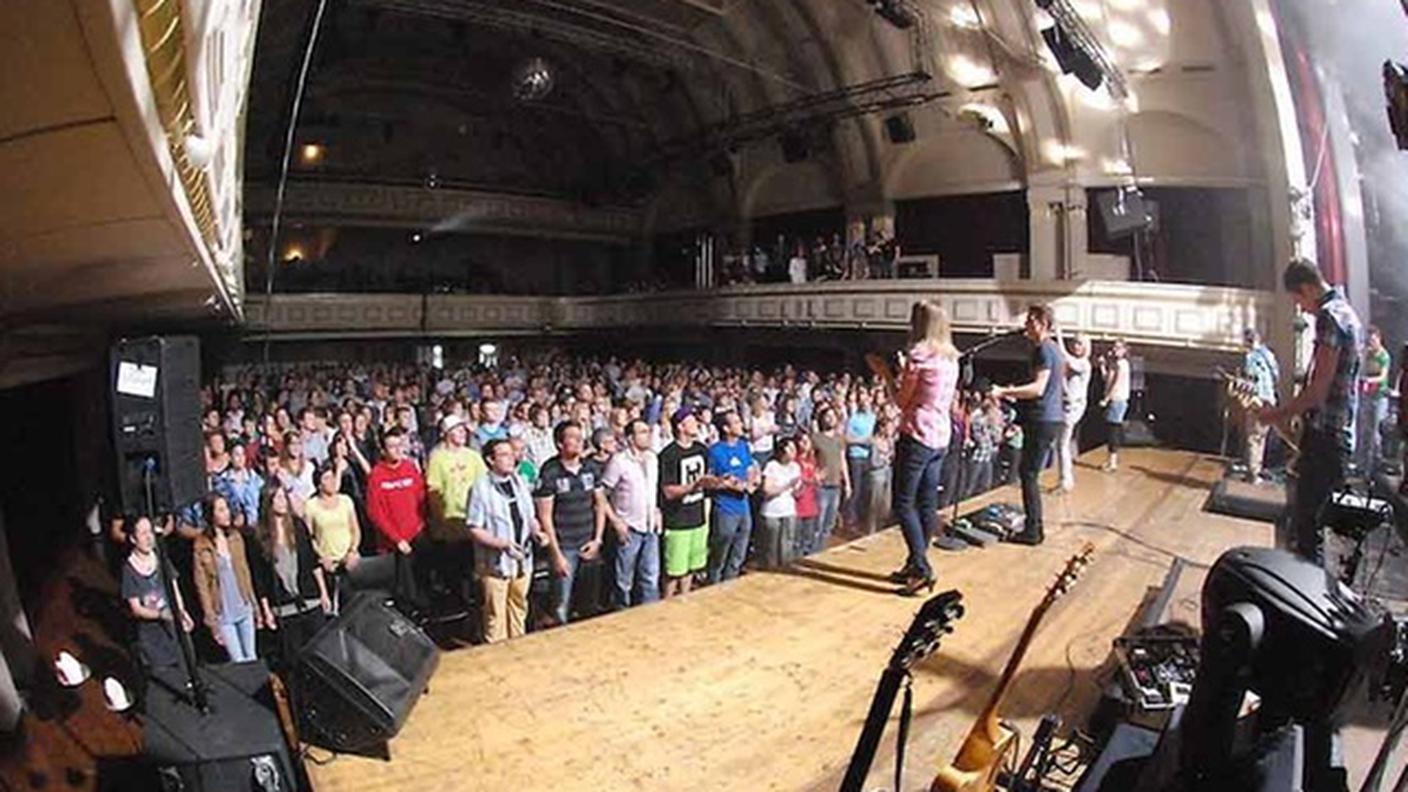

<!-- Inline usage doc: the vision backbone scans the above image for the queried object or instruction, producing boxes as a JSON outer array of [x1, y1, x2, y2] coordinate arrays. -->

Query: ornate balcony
[[244, 280, 1276, 375]]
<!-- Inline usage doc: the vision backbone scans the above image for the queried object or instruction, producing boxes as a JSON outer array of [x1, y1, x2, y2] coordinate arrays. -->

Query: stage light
[[184, 134, 215, 168], [102, 677, 133, 713], [300, 143, 323, 164], [54, 650, 89, 687], [410, 231, 423, 244], [282, 245, 305, 262], [513, 58, 555, 102]]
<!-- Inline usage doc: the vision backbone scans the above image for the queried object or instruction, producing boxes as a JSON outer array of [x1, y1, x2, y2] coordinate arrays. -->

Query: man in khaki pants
[[1242, 328, 1281, 482], [467, 438, 541, 643]]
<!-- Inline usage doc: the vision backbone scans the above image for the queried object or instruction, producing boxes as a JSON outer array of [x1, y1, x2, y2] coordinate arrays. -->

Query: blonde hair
[[908, 300, 959, 360]]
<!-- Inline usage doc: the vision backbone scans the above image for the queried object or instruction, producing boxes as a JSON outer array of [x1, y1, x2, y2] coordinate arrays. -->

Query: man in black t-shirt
[[992, 304, 1065, 546], [534, 421, 605, 625], [659, 408, 717, 597]]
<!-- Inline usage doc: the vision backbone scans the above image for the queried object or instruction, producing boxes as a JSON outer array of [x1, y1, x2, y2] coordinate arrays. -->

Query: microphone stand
[[143, 460, 209, 712], [939, 329, 1022, 545]]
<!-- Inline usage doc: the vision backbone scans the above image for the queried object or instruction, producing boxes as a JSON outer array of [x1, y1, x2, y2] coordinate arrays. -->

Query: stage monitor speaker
[[780, 130, 810, 163], [136, 662, 300, 792], [110, 336, 204, 515], [296, 592, 439, 753], [1095, 189, 1157, 238], [884, 113, 916, 144]]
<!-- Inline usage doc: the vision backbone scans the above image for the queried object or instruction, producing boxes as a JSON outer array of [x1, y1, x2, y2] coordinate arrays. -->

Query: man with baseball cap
[[658, 407, 717, 597], [425, 414, 486, 606]]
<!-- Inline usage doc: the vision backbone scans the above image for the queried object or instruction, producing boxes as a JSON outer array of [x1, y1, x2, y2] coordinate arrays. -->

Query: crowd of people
[[112, 309, 1145, 674], [717, 230, 902, 286]]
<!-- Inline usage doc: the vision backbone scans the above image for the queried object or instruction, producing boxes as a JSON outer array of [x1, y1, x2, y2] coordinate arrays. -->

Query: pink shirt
[[602, 448, 660, 533], [899, 343, 959, 450]]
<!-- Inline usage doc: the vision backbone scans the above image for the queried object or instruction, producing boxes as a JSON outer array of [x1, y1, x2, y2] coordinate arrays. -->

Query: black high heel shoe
[[898, 574, 936, 597], [887, 565, 917, 583]]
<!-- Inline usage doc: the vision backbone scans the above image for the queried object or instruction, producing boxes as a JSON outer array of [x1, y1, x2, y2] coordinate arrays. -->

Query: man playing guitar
[[1257, 259, 1364, 565]]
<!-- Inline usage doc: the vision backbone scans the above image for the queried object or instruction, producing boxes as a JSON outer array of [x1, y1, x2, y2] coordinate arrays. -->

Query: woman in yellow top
[[305, 462, 361, 577]]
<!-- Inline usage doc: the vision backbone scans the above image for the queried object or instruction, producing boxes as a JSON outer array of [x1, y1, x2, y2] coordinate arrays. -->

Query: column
[[1027, 180, 1065, 281]]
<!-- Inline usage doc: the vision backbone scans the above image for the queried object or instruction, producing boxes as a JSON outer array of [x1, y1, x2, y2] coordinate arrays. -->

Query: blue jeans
[[614, 531, 660, 608], [814, 486, 842, 554], [218, 614, 258, 662], [1358, 394, 1388, 472], [845, 455, 870, 524], [551, 545, 588, 624], [892, 435, 945, 578], [708, 508, 752, 584]]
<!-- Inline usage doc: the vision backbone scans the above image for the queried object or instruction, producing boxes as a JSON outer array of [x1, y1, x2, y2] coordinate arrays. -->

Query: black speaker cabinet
[[296, 592, 439, 753], [138, 662, 300, 792], [884, 113, 916, 143], [110, 336, 205, 514]]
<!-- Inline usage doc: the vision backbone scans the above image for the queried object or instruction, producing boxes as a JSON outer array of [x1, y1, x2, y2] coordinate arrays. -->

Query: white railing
[[244, 280, 1274, 354]]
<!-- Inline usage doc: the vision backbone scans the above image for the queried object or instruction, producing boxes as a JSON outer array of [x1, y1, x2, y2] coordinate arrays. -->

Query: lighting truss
[[1041, 0, 1127, 99]]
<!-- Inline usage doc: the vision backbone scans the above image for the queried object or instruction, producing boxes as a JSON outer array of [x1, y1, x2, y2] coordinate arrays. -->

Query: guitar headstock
[[889, 589, 965, 672], [864, 352, 893, 381], [1040, 543, 1095, 611]]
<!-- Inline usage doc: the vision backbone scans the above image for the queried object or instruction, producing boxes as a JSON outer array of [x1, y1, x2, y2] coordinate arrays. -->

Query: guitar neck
[[974, 602, 1050, 736]]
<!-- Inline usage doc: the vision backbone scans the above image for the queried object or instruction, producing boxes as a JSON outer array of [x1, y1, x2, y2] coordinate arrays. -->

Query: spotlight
[[410, 231, 423, 244], [512, 58, 555, 102], [184, 134, 215, 168], [299, 143, 324, 164], [865, 0, 917, 29], [1042, 24, 1102, 90]]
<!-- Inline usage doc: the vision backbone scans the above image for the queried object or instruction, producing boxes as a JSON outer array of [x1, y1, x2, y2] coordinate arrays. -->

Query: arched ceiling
[[245, 0, 1268, 222]]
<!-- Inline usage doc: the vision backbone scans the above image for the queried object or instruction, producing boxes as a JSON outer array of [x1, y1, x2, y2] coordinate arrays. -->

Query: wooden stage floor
[[308, 449, 1271, 792]]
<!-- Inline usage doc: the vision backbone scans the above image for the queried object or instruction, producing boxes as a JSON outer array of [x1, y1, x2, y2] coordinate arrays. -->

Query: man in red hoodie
[[367, 427, 429, 617]]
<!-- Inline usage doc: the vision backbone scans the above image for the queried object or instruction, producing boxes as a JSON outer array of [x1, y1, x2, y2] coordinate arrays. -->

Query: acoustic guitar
[[929, 543, 1095, 792], [865, 352, 899, 401]]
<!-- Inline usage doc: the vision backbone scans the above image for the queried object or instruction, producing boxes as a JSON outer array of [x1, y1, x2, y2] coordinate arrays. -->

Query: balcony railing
[[244, 279, 1274, 354]]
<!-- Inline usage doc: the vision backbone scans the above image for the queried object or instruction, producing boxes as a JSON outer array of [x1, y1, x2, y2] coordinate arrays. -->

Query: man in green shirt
[[1358, 326, 1392, 473], [425, 415, 486, 604]]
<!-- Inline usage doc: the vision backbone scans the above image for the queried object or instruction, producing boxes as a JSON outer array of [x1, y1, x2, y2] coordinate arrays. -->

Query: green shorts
[[663, 524, 709, 577]]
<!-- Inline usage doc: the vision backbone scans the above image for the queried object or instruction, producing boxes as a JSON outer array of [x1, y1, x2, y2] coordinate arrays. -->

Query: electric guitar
[[1215, 368, 1301, 462], [841, 589, 966, 792], [929, 543, 1095, 792]]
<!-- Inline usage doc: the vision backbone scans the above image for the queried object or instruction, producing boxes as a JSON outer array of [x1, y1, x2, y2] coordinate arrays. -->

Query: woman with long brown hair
[[885, 300, 960, 596], [250, 482, 331, 666], [192, 493, 259, 662]]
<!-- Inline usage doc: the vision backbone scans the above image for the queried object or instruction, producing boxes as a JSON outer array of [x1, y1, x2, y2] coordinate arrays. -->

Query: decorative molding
[[245, 181, 642, 242], [246, 280, 1275, 355]]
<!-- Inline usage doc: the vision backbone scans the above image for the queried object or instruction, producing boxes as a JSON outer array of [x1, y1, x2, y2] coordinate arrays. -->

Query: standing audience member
[[1056, 333, 1092, 492], [759, 436, 802, 569], [250, 484, 330, 667], [305, 462, 361, 611], [366, 429, 429, 616], [865, 415, 895, 534], [276, 431, 315, 516], [992, 304, 1064, 546], [1241, 328, 1280, 482], [810, 407, 848, 553], [192, 494, 259, 662], [886, 300, 960, 594], [468, 438, 539, 643], [216, 442, 263, 527], [793, 433, 821, 557], [1359, 326, 1392, 473], [658, 409, 714, 598], [844, 390, 877, 527], [601, 419, 662, 608], [123, 516, 194, 671], [424, 415, 485, 605], [535, 421, 605, 624], [1099, 339, 1132, 472], [707, 410, 758, 583]]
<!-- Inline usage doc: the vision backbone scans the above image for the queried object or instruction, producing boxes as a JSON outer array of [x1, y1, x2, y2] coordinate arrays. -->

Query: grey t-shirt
[[811, 432, 845, 487]]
